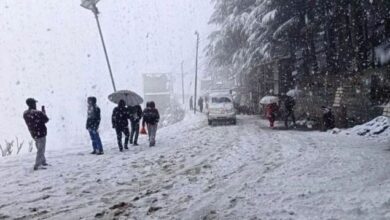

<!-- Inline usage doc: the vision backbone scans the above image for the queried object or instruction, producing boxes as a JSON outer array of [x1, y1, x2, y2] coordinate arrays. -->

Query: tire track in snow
[[179, 116, 284, 220]]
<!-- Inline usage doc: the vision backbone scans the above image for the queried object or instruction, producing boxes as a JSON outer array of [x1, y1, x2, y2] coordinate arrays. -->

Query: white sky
[[0, 0, 213, 148]]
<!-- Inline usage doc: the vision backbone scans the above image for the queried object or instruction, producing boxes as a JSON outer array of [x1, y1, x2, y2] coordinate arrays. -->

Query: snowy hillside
[[1, 114, 389, 219]]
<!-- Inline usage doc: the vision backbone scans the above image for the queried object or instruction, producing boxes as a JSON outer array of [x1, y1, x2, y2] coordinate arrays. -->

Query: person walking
[[129, 104, 143, 146], [23, 98, 50, 170], [198, 97, 204, 113], [189, 96, 194, 111], [205, 96, 209, 110], [266, 103, 279, 128], [86, 96, 104, 155], [142, 101, 160, 147], [284, 96, 296, 128], [112, 100, 130, 152]]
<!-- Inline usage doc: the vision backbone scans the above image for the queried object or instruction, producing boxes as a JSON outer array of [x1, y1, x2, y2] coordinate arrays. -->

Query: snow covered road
[[0, 115, 389, 220]]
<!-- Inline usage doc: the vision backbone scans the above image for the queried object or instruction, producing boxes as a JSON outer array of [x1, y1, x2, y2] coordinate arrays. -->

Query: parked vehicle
[[207, 92, 236, 125]]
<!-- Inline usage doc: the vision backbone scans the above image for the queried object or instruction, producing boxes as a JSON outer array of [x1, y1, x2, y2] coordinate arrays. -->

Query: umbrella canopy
[[286, 89, 302, 97], [259, 96, 279, 105], [108, 90, 143, 106]]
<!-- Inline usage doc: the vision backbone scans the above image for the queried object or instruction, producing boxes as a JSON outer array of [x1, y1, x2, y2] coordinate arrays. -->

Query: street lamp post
[[194, 31, 200, 114], [181, 61, 185, 105], [81, 0, 117, 92]]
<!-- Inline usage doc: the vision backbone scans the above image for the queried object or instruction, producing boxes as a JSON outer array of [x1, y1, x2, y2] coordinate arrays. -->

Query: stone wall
[[295, 74, 383, 128], [384, 103, 390, 117]]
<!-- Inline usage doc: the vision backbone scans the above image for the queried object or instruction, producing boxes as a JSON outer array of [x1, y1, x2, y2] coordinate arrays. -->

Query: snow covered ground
[[0, 114, 389, 220], [333, 116, 390, 143]]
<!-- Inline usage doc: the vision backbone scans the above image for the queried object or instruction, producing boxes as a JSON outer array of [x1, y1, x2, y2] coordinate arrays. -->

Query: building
[[143, 73, 173, 113]]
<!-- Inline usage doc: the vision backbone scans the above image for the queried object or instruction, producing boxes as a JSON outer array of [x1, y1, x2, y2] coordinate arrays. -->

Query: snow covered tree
[[207, 0, 390, 98], [206, 0, 256, 78]]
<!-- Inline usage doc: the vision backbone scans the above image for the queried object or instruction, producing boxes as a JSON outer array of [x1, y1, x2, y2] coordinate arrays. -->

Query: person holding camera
[[23, 98, 49, 171]]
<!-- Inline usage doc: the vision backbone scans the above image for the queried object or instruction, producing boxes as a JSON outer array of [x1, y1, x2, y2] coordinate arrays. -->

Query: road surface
[[0, 114, 389, 220]]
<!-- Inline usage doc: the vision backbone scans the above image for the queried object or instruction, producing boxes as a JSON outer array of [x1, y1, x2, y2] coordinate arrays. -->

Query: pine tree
[[207, 0, 390, 92]]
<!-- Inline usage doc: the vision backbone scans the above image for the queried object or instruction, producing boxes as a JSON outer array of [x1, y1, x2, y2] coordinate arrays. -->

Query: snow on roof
[[209, 90, 232, 97]]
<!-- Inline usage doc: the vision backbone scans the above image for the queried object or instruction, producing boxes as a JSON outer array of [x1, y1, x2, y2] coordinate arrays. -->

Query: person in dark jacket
[[189, 96, 193, 111], [142, 101, 160, 147], [198, 97, 204, 113], [112, 100, 130, 151], [86, 96, 104, 155], [23, 98, 50, 170], [284, 96, 296, 128], [322, 106, 335, 131], [129, 105, 143, 146]]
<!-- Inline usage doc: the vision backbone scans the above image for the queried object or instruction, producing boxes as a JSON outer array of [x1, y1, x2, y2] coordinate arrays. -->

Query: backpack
[[143, 109, 158, 124]]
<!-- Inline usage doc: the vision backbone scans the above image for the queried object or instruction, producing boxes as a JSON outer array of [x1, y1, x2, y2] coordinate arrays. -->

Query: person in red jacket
[[23, 98, 49, 170], [266, 103, 279, 128]]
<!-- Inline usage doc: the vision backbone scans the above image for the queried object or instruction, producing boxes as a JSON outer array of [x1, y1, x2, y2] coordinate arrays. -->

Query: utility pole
[[194, 31, 200, 114], [93, 7, 117, 92], [81, 0, 117, 92], [181, 61, 185, 105]]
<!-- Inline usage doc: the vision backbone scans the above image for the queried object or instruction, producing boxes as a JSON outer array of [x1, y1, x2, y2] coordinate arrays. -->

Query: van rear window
[[211, 97, 231, 103]]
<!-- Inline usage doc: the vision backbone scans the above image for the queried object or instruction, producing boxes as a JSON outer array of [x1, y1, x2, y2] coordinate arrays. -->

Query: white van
[[207, 92, 236, 125]]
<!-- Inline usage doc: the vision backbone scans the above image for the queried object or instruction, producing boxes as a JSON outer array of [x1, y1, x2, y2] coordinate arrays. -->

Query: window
[[211, 97, 231, 103]]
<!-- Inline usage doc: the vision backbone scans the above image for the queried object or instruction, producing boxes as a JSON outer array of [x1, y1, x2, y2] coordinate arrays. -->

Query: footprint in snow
[[147, 206, 162, 215], [184, 167, 202, 176], [228, 198, 238, 209], [202, 210, 218, 220]]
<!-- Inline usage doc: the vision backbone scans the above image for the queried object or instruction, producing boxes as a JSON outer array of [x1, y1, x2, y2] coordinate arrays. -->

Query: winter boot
[[33, 166, 47, 171], [97, 151, 104, 155]]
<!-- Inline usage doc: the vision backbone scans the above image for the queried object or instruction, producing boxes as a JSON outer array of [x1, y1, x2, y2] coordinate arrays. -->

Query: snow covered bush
[[0, 137, 28, 157], [333, 116, 390, 142], [160, 100, 185, 128]]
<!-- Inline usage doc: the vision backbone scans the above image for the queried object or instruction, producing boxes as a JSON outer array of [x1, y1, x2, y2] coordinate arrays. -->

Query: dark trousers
[[34, 137, 47, 168], [88, 129, 103, 153], [115, 127, 130, 150], [323, 115, 335, 130], [285, 110, 296, 127], [268, 116, 275, 128], [147, 123, 158, 146], [130, 121, 140, 144]]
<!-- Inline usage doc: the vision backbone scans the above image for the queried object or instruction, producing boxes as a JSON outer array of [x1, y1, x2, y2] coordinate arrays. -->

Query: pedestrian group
[[23, 94, 335, 171], [23, 97, 160, 171], [265, 95, 335, 130]]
